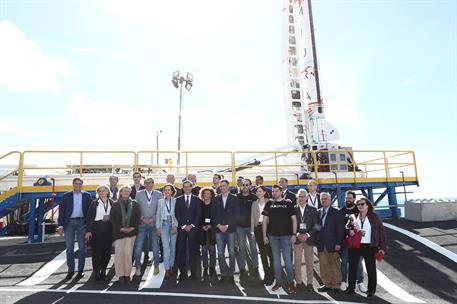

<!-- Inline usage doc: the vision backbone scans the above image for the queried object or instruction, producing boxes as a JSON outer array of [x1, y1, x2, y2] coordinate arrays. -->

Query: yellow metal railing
[[0, 149, 418, 193]]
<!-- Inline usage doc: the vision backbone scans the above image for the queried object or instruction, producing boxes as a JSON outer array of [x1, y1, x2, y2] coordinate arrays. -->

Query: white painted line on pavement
[[384, 223, 457, 264], [18, 243, 79, 286], [0, 287, 363, 304], [363, 263, 425, 303], [139, 263, 165, 289]]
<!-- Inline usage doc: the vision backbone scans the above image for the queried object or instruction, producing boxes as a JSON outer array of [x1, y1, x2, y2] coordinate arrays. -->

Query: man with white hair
[[307, 180, 320, 209], [315, 192, 344, 293]]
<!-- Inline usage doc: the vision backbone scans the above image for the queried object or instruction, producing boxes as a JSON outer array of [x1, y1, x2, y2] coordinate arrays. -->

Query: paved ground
[[0, 219, 456, 304]]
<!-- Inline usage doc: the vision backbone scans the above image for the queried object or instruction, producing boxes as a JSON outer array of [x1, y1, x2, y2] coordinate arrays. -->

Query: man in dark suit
[[315, 192, 344, 292], [211, 179, 239, 283], [57, 177, 92, 280], [279, 177, 297, 204], [294, 189, 318, 290], [230, 176, 244, 194], [175, 180, 202, 280]]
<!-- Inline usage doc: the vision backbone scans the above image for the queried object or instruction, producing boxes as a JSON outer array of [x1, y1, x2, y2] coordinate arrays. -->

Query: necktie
[[186, 196, 190, 208], [321, 209, 327, 226]]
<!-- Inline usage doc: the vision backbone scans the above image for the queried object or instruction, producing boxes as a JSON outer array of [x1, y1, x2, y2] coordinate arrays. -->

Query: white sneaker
[[134, 267, 141, 276], [340, 281, 348, 291], [153, 266, 159, 275], [357, 282, 368, 293]]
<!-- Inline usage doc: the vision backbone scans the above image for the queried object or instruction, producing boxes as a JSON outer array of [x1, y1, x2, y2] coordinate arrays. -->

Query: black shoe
[[219, 276, 227, 284], [65, 272, 74, 281], [178, 273, 188, 281], [251, 268, 260, 278], [94, 273, 101, 281], [123, 276, 130, 283], [75, 271, 85, 279], [345, 289, 355, 295], [264, 277, 274, 286], [239, 269, 248, 279], [317, 285, 332, 292], [367, 292, 375, 298], [117, 276, 125, 283], [228, 276, 235, 283], [202, 268, 209, 277], [209, 267, 217, 277], [100, 269, 107, 281], [332, 288, 340, 293], [306, 284, 314, 291]]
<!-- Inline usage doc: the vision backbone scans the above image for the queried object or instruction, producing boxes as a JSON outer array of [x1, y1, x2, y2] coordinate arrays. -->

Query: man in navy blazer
[[175, 180, 202, 280], [57, 178, 92, 280], [315, 192, 344, 292], [211, 179, 239, 283]]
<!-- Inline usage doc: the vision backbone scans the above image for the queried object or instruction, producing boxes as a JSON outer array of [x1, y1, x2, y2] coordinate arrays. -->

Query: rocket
[[282, 0, 339, 151]]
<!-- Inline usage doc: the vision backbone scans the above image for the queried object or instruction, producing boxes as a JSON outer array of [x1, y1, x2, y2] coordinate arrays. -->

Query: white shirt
[[146, 190, 153, 206], [258, 201, 266, 223], [299, 205, 306, 218], [94, 199, 111, 221], [308, 193, 318, 208], [355, 214, 372, 244], [222, 194, 228, 208]]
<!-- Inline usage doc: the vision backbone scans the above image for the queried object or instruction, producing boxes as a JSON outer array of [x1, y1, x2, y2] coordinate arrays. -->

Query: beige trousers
[[294, 242, 314, 285], [114, 236, 136, 277], [318, 248, 342, 289]]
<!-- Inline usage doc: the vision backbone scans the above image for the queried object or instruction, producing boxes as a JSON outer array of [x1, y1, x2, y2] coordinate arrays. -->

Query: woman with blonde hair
[[156, 183, 178, 280], [85, 185, 114, 281], [110, 185, 141, 283]]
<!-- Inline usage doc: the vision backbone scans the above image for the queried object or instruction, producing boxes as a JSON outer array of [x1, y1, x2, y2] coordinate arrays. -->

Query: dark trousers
[[91, 221, 112, 274], [177, 227, 199, 275], [254, 225, 274, 280], [348, 244, 377, 294]]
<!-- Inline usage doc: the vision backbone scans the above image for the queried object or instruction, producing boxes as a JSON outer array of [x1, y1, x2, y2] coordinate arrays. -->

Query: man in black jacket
[[279, 177, 297, 204], [175, 180, 202, 280], [294, 189, 318, 290], [211, 179, 239, 283]]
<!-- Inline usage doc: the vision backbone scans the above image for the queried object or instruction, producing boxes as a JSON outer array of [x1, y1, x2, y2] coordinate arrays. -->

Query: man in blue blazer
[[57, 178, 92, 280], [175, 180, 202, 280], [315, 192, 344, 292], [211, 179, 239, 283]]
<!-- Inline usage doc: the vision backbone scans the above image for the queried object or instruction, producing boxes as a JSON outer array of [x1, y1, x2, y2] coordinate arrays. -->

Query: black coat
[[199, 201, 216, 245], [283, 189, 297, 205], [86, 198, 114, 233], [295, 204, 318, 245], [130, 184, 145, 199]]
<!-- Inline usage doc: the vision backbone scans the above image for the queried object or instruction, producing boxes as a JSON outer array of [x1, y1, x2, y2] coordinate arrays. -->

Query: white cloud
[[0, 20, 70, 93], [402, 79, 414, 86]]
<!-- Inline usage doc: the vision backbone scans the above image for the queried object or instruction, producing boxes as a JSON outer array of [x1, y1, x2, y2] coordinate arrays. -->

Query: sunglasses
[[242, 184, 250, 187], [357, 202, 366, 206]]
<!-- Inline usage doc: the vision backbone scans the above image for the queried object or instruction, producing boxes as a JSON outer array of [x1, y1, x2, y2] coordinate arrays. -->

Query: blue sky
[[0, 0, 455, 198]]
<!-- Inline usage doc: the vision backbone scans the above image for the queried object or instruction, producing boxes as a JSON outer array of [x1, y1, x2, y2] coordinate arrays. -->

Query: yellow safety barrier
[[0, 149, 418, 193]]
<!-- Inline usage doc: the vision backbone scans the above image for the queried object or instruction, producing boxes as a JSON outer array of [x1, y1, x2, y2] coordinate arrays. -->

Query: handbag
[[374, 250, 385, 261], [344, 229, 362, 249]]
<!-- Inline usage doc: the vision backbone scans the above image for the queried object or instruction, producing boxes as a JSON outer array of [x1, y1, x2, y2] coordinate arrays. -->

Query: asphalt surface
[[0, 219, 456, 304]]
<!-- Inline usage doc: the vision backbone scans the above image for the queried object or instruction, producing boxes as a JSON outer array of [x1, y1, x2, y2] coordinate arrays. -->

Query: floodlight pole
[[177, 81, 183, 169]]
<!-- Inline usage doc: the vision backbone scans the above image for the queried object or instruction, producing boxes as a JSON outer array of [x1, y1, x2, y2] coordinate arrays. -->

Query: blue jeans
[[64, 218, 86, 272], [236, 227, 259, 269], [202, 245, 216, 268], [269, 235, 294, 284], [160, 222, 177, 270], [216, 232, 235, 276], [341, 247, 363, 283], [134, 225, 160, 267]]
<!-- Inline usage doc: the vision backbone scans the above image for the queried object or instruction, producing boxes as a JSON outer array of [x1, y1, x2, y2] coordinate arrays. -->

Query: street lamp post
[[171, 71, 193, 169], [156, 130, 162, 165]]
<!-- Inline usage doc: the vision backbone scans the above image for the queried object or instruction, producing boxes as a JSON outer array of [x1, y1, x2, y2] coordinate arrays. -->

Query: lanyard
[[309, 195, 317, 207], [165, 199, 171, 214], [360, 215, 367, 229], [299, 205, 306, 223], [99, 199, 109, 213], [146, 191, 153, 203]]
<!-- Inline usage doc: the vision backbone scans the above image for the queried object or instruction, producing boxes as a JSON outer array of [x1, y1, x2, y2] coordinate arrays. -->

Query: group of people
[[57, 172, 387, 298]]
